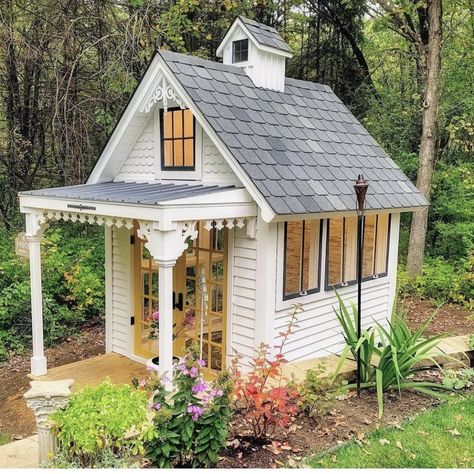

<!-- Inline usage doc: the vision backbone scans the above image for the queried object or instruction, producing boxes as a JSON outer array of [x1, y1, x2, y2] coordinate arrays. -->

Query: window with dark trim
[[232, 39, 249, 63], [160, 108, 195, 170], [326, 214, 391, 289], [283, 220, 322, 300]]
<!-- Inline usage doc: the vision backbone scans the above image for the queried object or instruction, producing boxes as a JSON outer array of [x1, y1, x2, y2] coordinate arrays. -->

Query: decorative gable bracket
[[139, 74, 187, 114]]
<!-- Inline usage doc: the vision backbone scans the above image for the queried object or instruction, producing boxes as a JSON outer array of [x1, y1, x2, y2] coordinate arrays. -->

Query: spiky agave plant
[[332, 293, 453, 417]]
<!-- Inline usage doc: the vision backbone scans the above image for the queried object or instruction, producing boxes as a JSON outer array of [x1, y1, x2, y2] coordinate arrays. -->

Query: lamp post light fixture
[[354, 174, 369, 397]]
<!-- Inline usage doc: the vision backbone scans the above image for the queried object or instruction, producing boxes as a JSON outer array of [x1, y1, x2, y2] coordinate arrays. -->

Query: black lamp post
[[354, 174, 369, 397]]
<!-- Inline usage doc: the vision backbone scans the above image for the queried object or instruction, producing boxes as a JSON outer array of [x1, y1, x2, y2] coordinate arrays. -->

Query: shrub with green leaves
[[51, 380, 148, 466], [48, 447, 138, 468], [143, 347, 233, 468], [295, 363, 347, 419], [0, 223, 105, 360], [398, 256, 474, 310], [333, 293, 452, 417]]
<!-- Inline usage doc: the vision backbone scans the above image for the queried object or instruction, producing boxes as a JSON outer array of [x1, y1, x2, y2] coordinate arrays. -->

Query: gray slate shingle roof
[[238, 16, 292, 54], [160, 50, 428, 215], [21, 181, 237, 205]]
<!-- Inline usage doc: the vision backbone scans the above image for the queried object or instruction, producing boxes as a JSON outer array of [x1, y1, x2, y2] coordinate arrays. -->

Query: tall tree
[[371, 0, 443, 276]]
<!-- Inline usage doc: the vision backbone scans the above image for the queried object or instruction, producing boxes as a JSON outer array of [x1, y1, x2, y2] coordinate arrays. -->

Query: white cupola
[[216, 16, 293, 92]]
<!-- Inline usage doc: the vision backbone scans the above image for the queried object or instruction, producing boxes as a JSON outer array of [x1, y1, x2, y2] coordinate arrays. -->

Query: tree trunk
[[407, 0, 443, 276]]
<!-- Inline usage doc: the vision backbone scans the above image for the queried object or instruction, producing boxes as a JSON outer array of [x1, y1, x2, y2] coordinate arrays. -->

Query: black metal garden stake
[[354, 174, 368, 397]]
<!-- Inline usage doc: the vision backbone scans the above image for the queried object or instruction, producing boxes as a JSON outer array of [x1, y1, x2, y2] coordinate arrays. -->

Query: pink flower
[[161, 375, 170, 385], [139, 379, 147, 388], [210, 388, 224, 398], [178, 363, 189, 375], [187, 404, 204, 421], [189, 366, 199, 378], [152, 402, 161, 410], [197, 359, 206, 367], [151, 311, 160, 321]]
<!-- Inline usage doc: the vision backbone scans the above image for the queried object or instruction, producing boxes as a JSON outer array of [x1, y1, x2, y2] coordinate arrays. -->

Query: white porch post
[[157, 259, 175, 377], [25, 213, 47, 376]]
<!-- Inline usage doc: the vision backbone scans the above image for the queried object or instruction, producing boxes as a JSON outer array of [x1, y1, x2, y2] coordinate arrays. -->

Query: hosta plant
[[143, 346, 233, 468], [333, 293, 453, 417], [231, 304, 302, 440]]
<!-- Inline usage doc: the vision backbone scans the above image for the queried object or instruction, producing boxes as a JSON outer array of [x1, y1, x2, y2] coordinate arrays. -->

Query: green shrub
[[51, 380, 148, 466], [398, 256, 474, 309], [143, 347, 233, 468], [0, 223, 105, 356], [295, 363, 347, 418], [48, 447, 139, 468]]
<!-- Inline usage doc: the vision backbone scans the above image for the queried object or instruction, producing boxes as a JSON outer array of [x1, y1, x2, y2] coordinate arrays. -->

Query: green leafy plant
[[231, 304, 302, 441], [468, 334, 474, 350], [294, 363, 348, 419], [143, 346, 233, 468], [333, 293, 452, 417], [48, 447, 138, 468], [442, 368, 474, 390], [51, 380, 148, 466]]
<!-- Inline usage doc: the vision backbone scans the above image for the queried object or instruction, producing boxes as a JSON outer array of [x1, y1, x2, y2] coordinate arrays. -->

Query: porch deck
[[27, 335, 471, 391], [29, 353, 147, 390]]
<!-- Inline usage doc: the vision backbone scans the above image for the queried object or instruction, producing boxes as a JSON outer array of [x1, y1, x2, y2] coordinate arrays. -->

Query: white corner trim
[[104, 226, 113, 353]]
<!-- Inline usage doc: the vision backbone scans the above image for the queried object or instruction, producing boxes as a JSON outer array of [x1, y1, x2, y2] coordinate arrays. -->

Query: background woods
[[0, 0, 472, 356]]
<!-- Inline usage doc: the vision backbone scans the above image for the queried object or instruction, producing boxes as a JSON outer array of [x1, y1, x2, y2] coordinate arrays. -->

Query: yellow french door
[[133, 223, 227, 374]]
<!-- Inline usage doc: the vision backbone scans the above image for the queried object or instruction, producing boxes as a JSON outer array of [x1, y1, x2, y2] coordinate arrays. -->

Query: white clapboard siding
[[230, 227, 257, 362], [202, 133, 240, 184], [110, 226, 132, 355], [114, 117, 155, 182]]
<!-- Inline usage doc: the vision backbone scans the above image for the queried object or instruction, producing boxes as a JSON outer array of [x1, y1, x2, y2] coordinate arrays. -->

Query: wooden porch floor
[[29, 353, 148, 390]]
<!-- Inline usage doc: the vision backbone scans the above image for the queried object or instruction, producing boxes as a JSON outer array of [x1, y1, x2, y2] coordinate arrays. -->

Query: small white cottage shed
[[19, 16, 427, 378]]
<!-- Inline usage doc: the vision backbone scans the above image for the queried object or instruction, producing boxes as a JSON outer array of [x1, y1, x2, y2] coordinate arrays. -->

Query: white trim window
[[283, 220, 322, 300], [326, 213, 391, 289]]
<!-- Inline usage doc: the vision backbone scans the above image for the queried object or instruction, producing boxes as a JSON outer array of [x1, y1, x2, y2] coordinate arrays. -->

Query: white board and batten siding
[[272, 213, 400, 363], [105, 226, 133, 356], [229, 226, 258, 364]]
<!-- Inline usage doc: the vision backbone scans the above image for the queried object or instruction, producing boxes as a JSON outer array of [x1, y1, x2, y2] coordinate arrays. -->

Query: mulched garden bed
[[218, 375, 472, 468], [402, 296, 473, 337], [0, 324, 105, 439]]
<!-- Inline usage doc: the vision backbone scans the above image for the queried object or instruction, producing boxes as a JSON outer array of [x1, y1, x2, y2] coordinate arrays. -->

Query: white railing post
[[27, 233, 47, 376]]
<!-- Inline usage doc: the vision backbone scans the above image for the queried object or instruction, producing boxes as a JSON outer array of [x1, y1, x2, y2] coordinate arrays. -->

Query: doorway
[[133, 223, 227, 373]]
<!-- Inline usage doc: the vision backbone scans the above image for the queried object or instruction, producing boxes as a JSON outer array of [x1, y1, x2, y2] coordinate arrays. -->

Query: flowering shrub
[[231, 304, 302, 440], [142, 347, 233, 467]]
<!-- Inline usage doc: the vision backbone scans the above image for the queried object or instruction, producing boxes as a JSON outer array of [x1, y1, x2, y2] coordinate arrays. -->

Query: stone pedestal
[[24, 379, 74, 466]]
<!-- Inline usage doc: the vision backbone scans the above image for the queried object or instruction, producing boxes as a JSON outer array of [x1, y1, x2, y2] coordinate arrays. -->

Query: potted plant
[[145, 309, 196, 371]]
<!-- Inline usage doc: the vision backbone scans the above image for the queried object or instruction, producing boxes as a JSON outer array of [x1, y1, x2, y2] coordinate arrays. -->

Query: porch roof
[[20, 181, 239, 206]]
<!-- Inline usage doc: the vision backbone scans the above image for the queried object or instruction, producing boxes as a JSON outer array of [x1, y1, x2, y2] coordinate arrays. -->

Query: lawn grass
[[0, 433, 11, 446], [309, 396, 474, 468]]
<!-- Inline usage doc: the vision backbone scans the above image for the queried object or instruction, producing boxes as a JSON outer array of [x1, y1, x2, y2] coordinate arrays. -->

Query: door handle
[[173, 291, 184, 311]]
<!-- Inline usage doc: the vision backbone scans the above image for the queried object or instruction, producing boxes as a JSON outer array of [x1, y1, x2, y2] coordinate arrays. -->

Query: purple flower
[[152, 402, 161, 410], [210, 388, 224, 398], [189, 366, 199, 378], [151, 311, 160, 321], [161, 375, 170, 385], [187, 404, 204, 421], [191, 381, 208, 393], [197, 359, 206, 367], [178, 363, 189, 375]]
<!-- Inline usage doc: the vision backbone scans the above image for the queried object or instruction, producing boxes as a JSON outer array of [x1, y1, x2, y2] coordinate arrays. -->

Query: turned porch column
[[25, 213, 48, 376]]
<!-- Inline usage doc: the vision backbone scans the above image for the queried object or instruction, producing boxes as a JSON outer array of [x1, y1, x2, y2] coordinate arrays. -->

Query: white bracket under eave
[[140, 73, 187, 114]]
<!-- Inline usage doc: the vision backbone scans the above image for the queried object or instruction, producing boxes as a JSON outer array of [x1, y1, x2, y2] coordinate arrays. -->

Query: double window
[[232, 39, 249, 63], [283, 220, 322, 300], [326, 214, 391, 288], [160, 108, 195, 170], [282, 214, 391, 299]]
